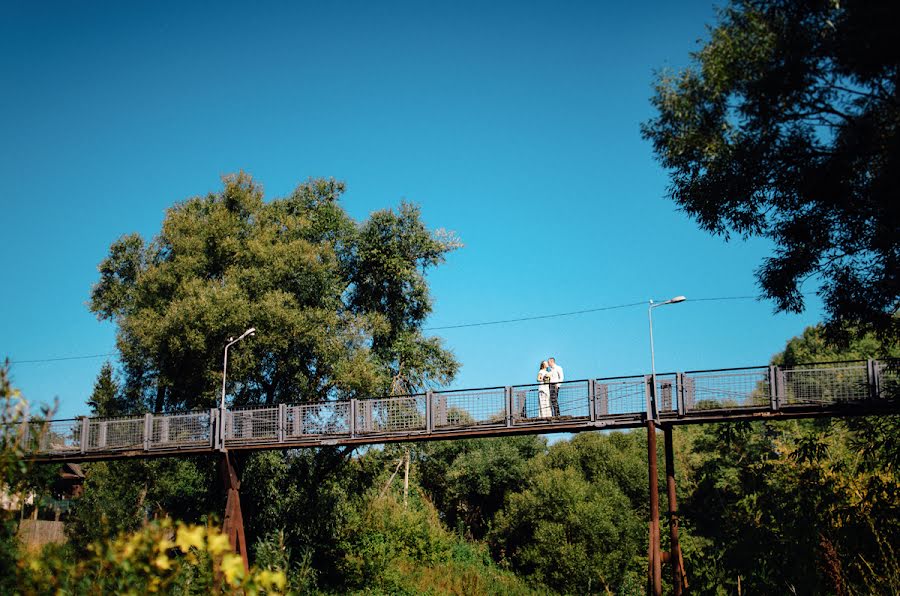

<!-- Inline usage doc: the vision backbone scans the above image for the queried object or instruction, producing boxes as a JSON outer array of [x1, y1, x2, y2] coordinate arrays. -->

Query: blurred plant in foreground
[[17, 519, 287, 595]]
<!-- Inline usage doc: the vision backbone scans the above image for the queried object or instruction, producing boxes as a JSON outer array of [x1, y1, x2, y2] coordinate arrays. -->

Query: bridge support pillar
[[663, 425, 687, 595], [647, 420, 662, 596], [220, 450, 249, 573]]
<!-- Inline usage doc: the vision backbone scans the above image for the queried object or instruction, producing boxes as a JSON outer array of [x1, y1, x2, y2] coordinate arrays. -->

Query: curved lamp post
[[646, 296, 685, 596], [648, 296, 686, 390], [220, 327, 256, 410]]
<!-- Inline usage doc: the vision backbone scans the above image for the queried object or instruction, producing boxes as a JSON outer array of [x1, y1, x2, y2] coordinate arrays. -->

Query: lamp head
[[669, 296, 686, 303]]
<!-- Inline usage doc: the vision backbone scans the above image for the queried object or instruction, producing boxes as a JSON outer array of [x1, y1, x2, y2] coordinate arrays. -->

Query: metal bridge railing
[[681, 367, 771, 413], [595, 376, 647, 417], [432, 387, 506, 430], [12, 359, 899, 457]]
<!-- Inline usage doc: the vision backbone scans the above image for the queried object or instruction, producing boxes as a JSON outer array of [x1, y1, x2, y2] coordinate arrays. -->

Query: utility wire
[[8, 353, 118, 365], [424, 294, 767, 331], [5, 294, 793, 363], [424, 301, 648, 330]]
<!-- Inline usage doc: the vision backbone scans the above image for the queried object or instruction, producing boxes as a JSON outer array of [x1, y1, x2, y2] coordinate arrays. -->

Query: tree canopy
[[89, 174, 460, 412], [642, 0, 899, 347]]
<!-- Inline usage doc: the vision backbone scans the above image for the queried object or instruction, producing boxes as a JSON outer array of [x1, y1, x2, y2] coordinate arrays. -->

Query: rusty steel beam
[[220, 450, 249, 573], [664, 425, 686, 595], [647, 419, 662, 596]]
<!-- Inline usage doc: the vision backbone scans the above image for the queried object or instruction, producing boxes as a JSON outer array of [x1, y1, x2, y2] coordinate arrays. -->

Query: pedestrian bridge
[[17, 359, 898, 462]]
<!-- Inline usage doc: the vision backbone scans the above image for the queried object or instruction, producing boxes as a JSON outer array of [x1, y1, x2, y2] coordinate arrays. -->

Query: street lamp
[[221, 327, 256, 410], [645, 296, 685, 596], [648, 296, 686, 391]]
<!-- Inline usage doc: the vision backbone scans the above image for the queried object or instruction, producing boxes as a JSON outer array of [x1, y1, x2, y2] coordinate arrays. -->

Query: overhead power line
[[8, 353, 118, 365], [424, 294, 765, 331], [6, 294, 791, 364], [424, 301, 648, 330]]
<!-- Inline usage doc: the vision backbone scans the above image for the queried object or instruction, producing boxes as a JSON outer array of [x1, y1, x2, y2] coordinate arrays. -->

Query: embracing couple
[[536, 357, 564, 418]]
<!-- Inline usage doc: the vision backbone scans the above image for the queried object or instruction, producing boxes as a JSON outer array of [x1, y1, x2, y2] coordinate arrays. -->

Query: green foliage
[[0, 361, 56, 594], [680, 326, 900, 594], [489, 432, 646, 594], [66, 457, 218, 553], [90, 173, 459, 412], [87, 361, 129, 417], [642, 0, 900, 345], [415, 435, 546, 538], [17, 520, 287, 595], [772, 324, 900, 368]]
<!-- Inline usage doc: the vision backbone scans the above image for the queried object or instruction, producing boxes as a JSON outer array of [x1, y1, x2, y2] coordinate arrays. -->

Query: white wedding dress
[[537, 371, 552, 418]]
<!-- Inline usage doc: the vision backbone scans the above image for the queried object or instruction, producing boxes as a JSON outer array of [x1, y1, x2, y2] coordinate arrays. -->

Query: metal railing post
[[426, 390, 434, 434], [676, 373, 686, 417], [80, 417, 89, 453], [588, 380, 596, 422], [221, 409, 230, 449], [144, 414, 152, 451], [867, 359, 881, 400], [645, 375, 657, 421], [349, 399, 357, 438], [769, 366, 780, 411], [595, 382, 609, 418], [505, 386, 513, 428], [97, 421, 108, 449], [278, 404, 286, 442]]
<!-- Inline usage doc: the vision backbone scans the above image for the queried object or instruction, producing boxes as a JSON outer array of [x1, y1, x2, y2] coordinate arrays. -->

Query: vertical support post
[[769, 365, 779, 411], [217, 408, 227, 451], [160, 417, 170, 443], [867, 359, 881, 400], [595, 383, 609, 418], [588, 379, 596, 422], [278, 404, 286, 443], [220, 451, 249, 573], [645, 375, 658, 422], [144, 414, 152, 451], [426, 390, 434, 434], [647, 419, 662, 596], [349, 398, 357, 438], [505, 386, 513, 428], [208, 409, 217, 449], [292, 406, 301, 436], [98, 421, 108, 448], [80, 417, 89, 453], [676, 373, 685, 417], [664, 425, 686, 595]]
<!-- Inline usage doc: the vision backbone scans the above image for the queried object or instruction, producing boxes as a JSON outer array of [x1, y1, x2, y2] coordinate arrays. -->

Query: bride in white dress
[[537, 360, 552, 418]]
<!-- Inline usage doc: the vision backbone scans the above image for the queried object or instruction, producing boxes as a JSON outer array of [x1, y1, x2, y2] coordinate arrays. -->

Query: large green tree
[[90, 173, 459, 412], [681, 326, 900, 594], [642, 0, 899, 347]]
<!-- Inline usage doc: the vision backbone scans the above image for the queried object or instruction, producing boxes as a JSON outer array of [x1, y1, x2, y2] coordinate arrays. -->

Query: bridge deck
[[15, 359, 899, 463]]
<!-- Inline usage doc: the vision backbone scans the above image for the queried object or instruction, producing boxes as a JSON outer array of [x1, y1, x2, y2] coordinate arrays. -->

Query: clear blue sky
[[1, 1, 824, 419]]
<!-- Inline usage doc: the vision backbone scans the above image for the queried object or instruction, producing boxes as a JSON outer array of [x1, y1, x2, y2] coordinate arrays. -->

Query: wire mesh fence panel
[[356, 396, 426, 434], [556, 380, 590, 418], [286, 402, 351, 437], [86, 417, 145, 450], [432, 388, 506, 430], [595, 378, 646, 416], [511, 385, 544, 421], [683, 369, 770, 412], [782, 364, 868, 405], [150, 412, 212, 447], [654, 375, 678, 414], [32, 420, 81, 453], [226, 408, 278, 444]]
